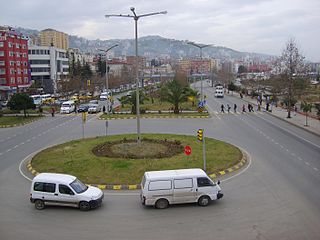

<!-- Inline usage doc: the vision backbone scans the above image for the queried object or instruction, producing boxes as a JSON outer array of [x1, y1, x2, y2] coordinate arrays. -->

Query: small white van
[[140, 168, 223, 209], [30, 173, 104, 211], [60, 100, 76, 114]]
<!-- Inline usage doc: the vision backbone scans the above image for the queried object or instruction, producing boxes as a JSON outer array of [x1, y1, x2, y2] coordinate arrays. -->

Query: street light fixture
[[187, 42, 211, 102], [105, 7, 167, 143], [98, 44, 118, 114]]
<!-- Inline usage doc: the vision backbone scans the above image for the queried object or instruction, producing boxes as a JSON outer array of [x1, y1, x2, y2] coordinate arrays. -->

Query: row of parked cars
[[59, 100, 102, 114], [30, 168, 223, 211]]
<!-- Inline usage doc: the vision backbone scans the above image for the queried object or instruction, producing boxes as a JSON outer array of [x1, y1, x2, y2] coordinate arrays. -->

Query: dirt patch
[[92, 138, 184, 159]]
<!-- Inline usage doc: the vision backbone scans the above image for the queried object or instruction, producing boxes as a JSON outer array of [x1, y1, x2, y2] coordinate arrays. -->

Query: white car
[[30, 173, 104, 211], [88, 104, 101, 113]]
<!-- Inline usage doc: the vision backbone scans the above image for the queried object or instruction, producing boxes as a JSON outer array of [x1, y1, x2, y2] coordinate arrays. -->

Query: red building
[[0, 27, 30, 100]]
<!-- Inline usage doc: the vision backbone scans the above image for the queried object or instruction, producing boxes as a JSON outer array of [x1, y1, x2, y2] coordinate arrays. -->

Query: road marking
[[298, 157, 303, 161], [305, 162, 310, 166], [314, 167, 319, 171], [20, 142, 25, 145], [26, 139, 31, 142], [291, 153, 295, 156], [13, 145, 18, 148], [6, 148, 12, 152], [0, 152, 3, 156]]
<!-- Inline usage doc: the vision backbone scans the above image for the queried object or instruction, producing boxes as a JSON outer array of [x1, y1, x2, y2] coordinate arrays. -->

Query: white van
[[60, 100, 75, 114], [30, 173, 104, 211], [140, 168, 223, 209], [214, 89, 224, 98], [99, 91, 111, 101]]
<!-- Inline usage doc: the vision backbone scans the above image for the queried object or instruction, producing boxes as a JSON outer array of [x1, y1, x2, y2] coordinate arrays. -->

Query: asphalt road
[[0, 82, 320, 240]]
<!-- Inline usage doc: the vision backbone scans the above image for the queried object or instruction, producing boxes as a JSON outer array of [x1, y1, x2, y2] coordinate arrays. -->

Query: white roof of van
[[145, 168, 206, 180], [33, 173, 76, 184]]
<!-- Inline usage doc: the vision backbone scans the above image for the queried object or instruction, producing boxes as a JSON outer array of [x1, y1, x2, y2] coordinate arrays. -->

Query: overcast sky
[[1, 0, 319, 61]]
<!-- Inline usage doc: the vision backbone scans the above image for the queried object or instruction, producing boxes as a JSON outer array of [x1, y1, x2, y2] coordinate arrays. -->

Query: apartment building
[[28, 45, 69, 94], [0, 27, 30, 100], [39, 29, 69, 50]]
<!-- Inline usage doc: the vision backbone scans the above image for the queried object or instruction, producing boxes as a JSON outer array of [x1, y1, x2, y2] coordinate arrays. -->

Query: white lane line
[[298, 157, 303, 161], [31, 136, 36, 139], [20, 142, 25, 145], [6, 148, 12, 152], [26, 139, 31, 142], [13, 145, 18, 149], [314, 167, 319, 171], [305, 162, 310, 166], [0, 152, 3, 156], [279, 145, 284, 149]]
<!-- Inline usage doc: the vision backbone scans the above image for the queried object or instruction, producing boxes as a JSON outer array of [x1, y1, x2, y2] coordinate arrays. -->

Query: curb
[[0, 117, 41, 128], [26, 149, 248, 191], [98, 115, 210, 120]]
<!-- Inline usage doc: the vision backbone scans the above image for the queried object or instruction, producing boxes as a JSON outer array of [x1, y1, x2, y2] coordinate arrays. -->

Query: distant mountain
[[14, 27, 272, 60]]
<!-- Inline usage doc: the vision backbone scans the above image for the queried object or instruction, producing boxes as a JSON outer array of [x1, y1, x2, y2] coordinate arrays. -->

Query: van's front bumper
[[217, 192, 224, 199], [89, 194, 104, 208]]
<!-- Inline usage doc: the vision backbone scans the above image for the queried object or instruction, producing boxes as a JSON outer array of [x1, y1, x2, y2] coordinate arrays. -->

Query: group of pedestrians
[[220, 103, 257, 114]]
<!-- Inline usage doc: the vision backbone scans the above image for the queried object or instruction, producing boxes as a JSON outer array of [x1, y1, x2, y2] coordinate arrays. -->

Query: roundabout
[[26, 133, 244, 187]]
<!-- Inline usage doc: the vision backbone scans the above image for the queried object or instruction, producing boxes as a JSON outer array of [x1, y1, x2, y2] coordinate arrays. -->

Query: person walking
[[51, 107, 55, 117], [234, 103, 237, 113], [242, 104, 246, 113], [227, 104, 231, 113], [221, 104, 225, 113]]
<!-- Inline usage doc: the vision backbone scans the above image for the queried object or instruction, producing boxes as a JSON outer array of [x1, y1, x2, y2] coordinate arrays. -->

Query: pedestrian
[[103, 105, 106, 113], [257, 104, 261, 111], [240, 93, 243, 99], [248, 103, 251, 112], [227, 104, 231, 113], [221, 104, 225, 113], [234, 104, 237, 113], [242, 104, 246, 113], [294, 105, 298, 116], [266, 103, 269, 112], [51, 107, 55, 117]]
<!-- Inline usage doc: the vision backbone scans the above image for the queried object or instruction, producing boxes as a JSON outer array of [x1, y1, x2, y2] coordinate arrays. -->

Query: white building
[[28, 45, 69, 93]]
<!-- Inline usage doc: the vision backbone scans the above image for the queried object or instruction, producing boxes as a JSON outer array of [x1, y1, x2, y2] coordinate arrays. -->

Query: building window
[[17, 61, 20, 66], [10, 77, 15, 84], [0, 42, 3, 47], [16, 52, 20, 57], [8, 42, 13, 48], [24, 61, 27, 66], [24, 69, 28, 74], [10, 61, 15, 66], [0, 78, 6, 84], [22, 44, 26, 49], [17, 77, 22, 83], [16, 43, 20, 49], [0, 68, 5, 75], [23, 53, 27, 58], [24, 77, 28, 83], [0, 61, 4, 66], [10, 69, 15, 74], [0, 51, 4, 56]]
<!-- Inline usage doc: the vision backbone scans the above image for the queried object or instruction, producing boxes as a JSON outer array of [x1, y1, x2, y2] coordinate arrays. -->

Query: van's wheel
[[198, 196, 210, 206], [155, 199, 169, 209], [79, 201, 91, 211], [34, 199, 45, 210]]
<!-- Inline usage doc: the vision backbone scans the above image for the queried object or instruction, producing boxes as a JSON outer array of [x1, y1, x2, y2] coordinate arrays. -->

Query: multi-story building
[[28, 45, 69, 94], [0, 27, 30, 100], [39, 29, 69, 50], [178, 59, 212, 75]]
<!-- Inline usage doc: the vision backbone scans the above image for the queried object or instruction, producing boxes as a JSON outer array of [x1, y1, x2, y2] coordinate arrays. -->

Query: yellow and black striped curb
[[0, 118, 40, 128], [98, 115, 210, 120], [26, 150, 247, 191]]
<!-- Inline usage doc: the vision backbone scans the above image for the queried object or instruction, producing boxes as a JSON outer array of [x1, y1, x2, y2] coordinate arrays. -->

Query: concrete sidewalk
[[228, 92, 320, 137]]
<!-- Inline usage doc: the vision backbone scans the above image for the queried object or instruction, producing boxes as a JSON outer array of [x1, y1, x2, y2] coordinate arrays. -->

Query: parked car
[[89, 100, 99, 104], [77, 104, 90, 113], [30, 173, 104, 211], [88, 104, 101, 113]]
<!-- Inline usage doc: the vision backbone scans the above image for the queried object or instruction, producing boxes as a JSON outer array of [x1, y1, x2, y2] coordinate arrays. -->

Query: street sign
[[82, 112, 87, 123], [184, 145, 192, 156]]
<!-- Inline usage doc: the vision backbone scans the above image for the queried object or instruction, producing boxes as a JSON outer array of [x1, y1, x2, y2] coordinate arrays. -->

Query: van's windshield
[[70, 179, 88, 193]]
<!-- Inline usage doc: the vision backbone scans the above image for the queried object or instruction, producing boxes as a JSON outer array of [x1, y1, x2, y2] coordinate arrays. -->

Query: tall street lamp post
[[98, 44, 118, 114], [105, 7, 167, 143], [187, 42, 211, 102]]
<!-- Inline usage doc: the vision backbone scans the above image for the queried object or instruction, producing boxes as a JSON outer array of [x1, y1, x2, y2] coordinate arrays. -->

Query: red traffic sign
[[184, 145, 192, 156]]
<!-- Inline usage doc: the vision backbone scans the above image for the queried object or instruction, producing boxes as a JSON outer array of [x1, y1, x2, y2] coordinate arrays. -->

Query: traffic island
[[28, 133, 246, 189], [0, 116, 42, 128]]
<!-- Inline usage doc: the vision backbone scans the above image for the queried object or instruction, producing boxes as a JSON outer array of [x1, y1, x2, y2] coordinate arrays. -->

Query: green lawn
[[31, 134, 242, 185], [0, 116, 42, 126]]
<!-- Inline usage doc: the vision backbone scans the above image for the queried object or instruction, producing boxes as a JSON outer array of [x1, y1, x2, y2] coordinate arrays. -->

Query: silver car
[[88, 104, 101, 113]]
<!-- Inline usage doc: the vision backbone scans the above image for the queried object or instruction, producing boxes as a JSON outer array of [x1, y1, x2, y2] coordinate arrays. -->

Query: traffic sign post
[[105, 120, 109, 136], [184, 145, 192, 156], [82, 112, 87, 139]]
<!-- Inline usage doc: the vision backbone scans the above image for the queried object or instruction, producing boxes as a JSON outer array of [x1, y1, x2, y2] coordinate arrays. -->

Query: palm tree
[[118, 91, 147, 114], [184, 87, 199, 107], [162, 79, 188, 114], [300, 101, 313, 126]]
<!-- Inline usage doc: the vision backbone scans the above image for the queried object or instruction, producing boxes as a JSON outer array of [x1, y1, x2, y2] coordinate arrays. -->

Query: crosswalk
[[212, 111, 265, 116]]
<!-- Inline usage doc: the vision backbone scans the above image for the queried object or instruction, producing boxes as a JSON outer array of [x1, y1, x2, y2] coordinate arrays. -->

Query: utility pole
[[105, 7, 167, 143]]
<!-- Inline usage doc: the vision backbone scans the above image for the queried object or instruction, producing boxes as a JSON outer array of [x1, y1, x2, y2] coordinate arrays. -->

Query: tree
[[238, 65, 247, 74], [161, 78, 188, 114], [300, 101, 313, 126], [184, 87, 199, 106], [277, 38, 307, 118], [118, 91, 147, 114], [7, 93, 35, 117]]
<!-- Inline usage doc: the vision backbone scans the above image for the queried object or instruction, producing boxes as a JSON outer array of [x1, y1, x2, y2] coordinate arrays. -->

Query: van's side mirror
[[217, 180, 221, 185]]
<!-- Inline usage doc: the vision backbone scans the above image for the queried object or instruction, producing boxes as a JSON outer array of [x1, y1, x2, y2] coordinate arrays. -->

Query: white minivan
[[30, 173, 104, 211], [60, 100, 76, 114], [140, 168, 223, 209]]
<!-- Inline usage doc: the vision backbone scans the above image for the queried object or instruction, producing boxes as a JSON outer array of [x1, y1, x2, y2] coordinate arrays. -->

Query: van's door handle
[[54, 193, 58, 196], [196, 189, 198, 192]]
